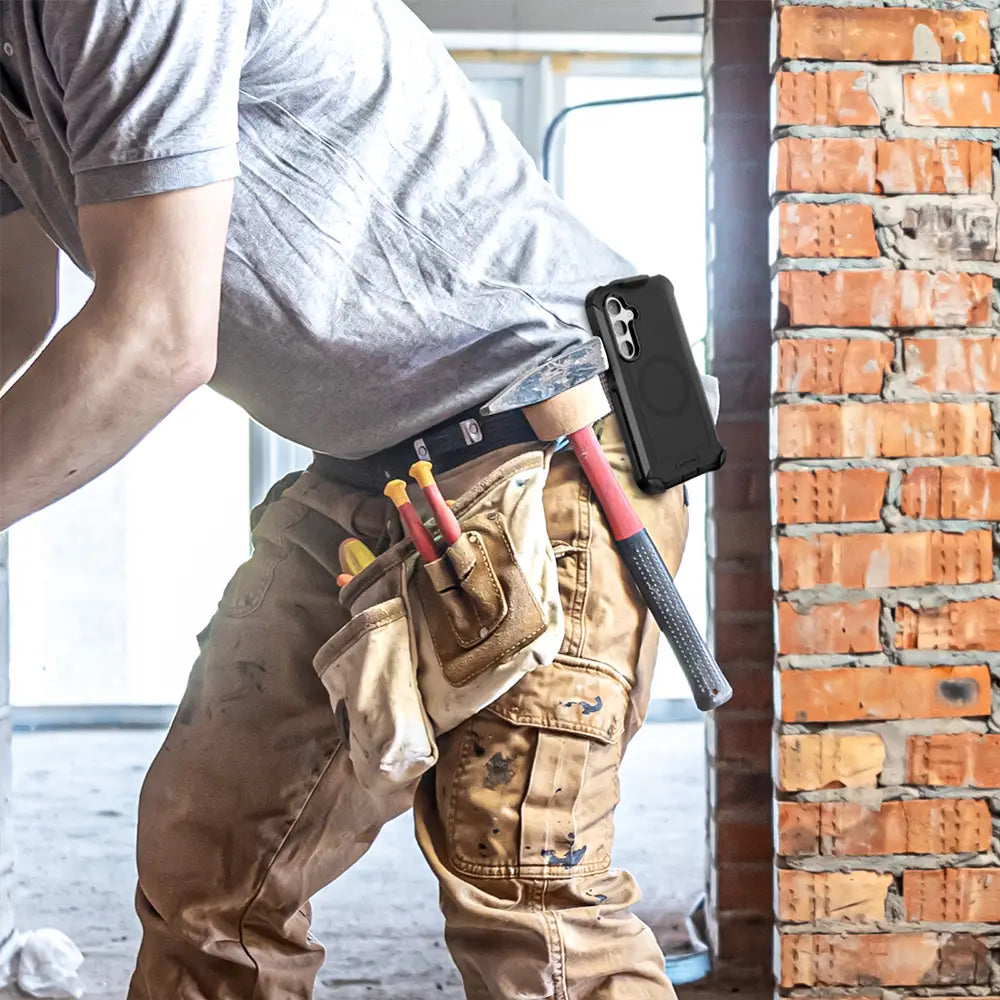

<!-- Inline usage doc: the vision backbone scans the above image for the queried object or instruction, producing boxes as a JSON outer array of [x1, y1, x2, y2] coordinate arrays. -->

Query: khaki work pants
[[127, 420, 688, 1000]]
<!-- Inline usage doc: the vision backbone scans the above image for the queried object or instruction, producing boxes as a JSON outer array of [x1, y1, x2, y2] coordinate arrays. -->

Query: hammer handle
[[569, 427, 732, 712]]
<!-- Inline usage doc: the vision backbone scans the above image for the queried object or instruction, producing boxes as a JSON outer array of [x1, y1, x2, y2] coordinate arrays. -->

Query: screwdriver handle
[[339, 537, 376, 576], [409, 460, 462, 546], [384, 480, 439, 563]]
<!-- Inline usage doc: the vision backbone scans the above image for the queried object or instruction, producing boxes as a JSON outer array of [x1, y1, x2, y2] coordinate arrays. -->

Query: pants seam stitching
[[236, 740, 343, 998]]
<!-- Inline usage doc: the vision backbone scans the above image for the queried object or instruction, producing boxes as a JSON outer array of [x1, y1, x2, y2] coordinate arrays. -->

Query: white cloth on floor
[[0, 928, 84, 998]]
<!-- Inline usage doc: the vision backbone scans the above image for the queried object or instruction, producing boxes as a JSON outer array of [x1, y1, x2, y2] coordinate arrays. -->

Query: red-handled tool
[[409, 460, 461, 547], [384, 479, 439, 563]]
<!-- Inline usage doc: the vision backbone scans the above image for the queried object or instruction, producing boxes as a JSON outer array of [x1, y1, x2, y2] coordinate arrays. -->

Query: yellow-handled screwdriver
[[338, 537, 376, 576]]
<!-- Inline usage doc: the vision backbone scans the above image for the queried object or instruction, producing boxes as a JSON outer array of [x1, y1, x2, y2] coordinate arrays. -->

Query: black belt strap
[[313, 406, 539, 492]]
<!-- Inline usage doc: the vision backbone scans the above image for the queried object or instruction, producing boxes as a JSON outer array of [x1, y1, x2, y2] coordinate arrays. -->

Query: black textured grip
[[616, 530, 733, 712]]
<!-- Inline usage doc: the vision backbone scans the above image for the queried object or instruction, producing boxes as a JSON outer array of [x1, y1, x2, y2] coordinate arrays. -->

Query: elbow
[[136, 316, 218, 399], [169, 329, 218, 395]]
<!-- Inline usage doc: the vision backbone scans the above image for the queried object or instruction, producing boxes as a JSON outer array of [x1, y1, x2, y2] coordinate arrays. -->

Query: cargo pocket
[[440, 655, 631, 880], [313, 595, 436, 795]]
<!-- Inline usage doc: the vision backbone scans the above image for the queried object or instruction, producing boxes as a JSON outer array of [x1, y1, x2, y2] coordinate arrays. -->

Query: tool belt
[[311, 445, 564, 795], [313, 406, 539, 491]]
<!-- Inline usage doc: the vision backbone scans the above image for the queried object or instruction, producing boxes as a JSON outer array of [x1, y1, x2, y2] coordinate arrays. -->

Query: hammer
[[482, 340, 732, 712]]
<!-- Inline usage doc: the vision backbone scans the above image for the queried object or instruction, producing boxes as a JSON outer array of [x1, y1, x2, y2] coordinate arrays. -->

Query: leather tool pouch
[[313, 449, 564, 795]]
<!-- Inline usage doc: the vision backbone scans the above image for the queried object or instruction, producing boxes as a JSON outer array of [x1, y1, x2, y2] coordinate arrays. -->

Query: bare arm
[[0, 181, 233, 530], [0, 208, 59, 387]]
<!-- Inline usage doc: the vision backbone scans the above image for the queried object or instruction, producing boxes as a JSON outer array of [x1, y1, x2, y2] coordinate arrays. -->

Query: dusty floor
[[8, 723, 706, 1000]]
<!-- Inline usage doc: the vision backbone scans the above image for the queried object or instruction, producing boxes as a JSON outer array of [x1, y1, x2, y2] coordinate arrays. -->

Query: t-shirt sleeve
[[0, 180, 23, 216], [42, 0, 253, 206]]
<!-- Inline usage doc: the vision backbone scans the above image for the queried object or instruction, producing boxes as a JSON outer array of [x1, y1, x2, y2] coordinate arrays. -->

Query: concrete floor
[[8, 723, 706, 1000]]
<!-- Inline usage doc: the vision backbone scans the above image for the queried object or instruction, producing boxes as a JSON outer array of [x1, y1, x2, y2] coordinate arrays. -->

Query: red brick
[[908, 733, 1000, 788], [719, 664, 774, 715], [778, 6, 991, 64], [713, 508, 771, 560], [777, 402, 993, 459], [778, 600, 881, 655], [780, 665, 992, 723], [900, 466, 1000, 521], [775, 138, 876, 194], [905, 869, 1000, 923], [779, 932, 990, 988], [714, 419, 768, 458], [778, 203, 880, 258], [714, 361, 770, 413], [716, 913, 773, 971], [904, 338, 1000, 394], [905, 74, 1000, 128], [714, 716, 773, 767], [716, 863, 774, 913], [714, 618, 774, 663], [779, 271, 993, 328], [714, 767, 773, 808], [715, 569, 773, 614], [878, 139, 993, 196], [776, 339, 892, 394], [778, 870, 891, 922], [774, 139, 993, 195], [897, 599, 1000, 651], [712, 466, 770, 511], [778, 799, 992, 857], [778, 531, 992, 590], [777, 469, 888, 525], [776, 71, 880, 127], [716, 818, 774, 864], [778, 732, 885, 791]]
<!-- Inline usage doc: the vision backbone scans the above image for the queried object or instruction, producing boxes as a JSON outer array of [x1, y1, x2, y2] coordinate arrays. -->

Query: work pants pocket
[[438, 654, 632, 880]]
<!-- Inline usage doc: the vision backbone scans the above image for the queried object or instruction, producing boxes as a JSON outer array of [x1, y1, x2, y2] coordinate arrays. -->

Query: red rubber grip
[[568, 426, 643, 541], [423, 483, 462, 546], [399, 502, 439, 563]]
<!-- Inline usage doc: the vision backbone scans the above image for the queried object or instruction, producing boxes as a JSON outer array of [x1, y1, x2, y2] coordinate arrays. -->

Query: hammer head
[[481, 339, 609, 416]]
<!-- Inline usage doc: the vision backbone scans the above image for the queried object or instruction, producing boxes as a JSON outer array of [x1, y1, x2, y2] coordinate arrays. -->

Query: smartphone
[[586, 274, 725, 493]]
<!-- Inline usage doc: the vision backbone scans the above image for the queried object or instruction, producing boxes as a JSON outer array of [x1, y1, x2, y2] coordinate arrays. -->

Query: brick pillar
[[772, 2, 1000, 993], [704, 0, 775, 986]]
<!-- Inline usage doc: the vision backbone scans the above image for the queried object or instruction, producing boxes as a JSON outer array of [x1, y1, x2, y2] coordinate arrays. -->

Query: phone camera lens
[[606, 298, 622, 317], [612, 320, 627, 336]]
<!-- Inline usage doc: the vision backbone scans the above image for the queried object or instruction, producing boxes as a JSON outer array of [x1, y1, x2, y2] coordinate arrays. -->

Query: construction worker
[[0, 1, 690, 996]]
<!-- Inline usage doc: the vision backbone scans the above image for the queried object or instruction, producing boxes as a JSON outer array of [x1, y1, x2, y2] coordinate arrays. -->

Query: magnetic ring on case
[[640, 358, 691, 417]]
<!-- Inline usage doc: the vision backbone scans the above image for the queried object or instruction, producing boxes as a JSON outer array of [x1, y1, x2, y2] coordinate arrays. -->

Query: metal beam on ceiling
[[404, 1, 705, 34]]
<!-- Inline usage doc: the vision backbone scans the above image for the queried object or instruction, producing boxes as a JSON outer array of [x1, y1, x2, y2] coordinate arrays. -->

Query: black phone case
[[586, 274, 725, 493]]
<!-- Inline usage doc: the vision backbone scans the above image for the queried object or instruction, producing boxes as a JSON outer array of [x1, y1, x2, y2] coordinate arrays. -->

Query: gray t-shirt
[[0, 0, 633, 458]]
